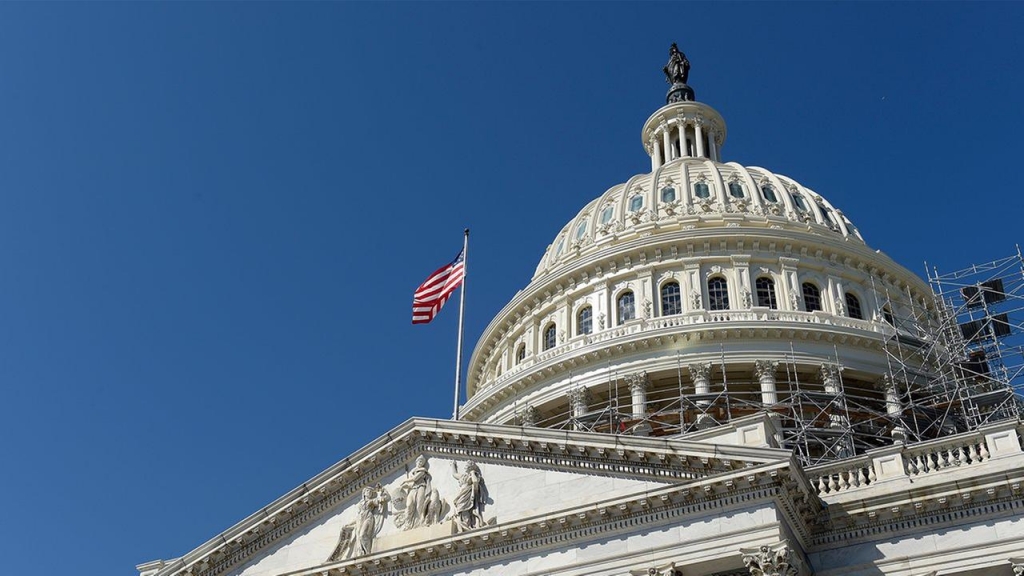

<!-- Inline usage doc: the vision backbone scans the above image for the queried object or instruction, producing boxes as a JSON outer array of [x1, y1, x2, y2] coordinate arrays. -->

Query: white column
[[694, 120, 705, 158], [677, 120, 689, 157], [568, 387, 591, 431], [881, 374, 906, 443], [708, 129, 718, 161], [627, 371, 650, 419], [652, 138, 662, 170], [688, 362, 713, 428], [662, 127, 672, 161], [820, 363, 846, 430], [754, 360, 779, 406]]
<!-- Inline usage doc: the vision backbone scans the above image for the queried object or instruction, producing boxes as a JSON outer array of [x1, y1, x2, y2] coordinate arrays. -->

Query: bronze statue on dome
[[663, 43, 690, 85]]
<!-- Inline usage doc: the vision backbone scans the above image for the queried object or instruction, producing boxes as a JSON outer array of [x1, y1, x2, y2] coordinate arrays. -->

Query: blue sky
[[0, 3, 1021, 575]]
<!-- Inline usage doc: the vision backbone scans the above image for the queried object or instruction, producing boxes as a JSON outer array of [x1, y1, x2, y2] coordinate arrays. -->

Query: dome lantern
[[643, 46, 727, 170]]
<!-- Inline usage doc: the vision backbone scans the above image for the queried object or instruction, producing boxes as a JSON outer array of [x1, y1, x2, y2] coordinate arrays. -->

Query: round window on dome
[[661, 186, 676, 203], [575, 221, 587, 240], [694, 181, 710, 199], [629, 195, 644, 212], [599, 205, 614, 224]]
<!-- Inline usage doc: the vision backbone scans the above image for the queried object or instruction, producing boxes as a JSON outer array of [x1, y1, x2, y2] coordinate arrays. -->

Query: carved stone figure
[[391, 455, 447, 530], [327, 484, 391, 561], [663, 43, 690, 85], [450, 461, 488, 533], [520, 404, 540, 427]]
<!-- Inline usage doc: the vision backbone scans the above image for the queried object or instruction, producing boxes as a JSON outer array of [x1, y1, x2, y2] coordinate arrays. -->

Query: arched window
[[577, 306, 593, 335], [845, 292, 863, 320], [728, 181, 745, 198], [543, 324, 557, 351], [629, 195, 644, 212], [599, 205, 614, 224], [755, 277, 778, 309], [694, 181, 711, 199], [574, 221, 587, 240], [761, 184, 778, 203], [708, 277, 729, 311], [617, 291, 635, 324], [554, 237, 564, 256], [802, 282, 822, 312], [661, 186, 677, 203], [661, 281, 682, 316], [882, 306, 895, 326], [516, 343, 526, 365]]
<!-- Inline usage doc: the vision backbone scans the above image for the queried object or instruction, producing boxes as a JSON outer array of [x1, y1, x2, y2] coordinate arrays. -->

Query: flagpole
[[452, 228, 469, 420]]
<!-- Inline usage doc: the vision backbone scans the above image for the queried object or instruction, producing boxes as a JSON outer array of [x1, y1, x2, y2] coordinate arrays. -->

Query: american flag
[[412, 249, 465, 324]]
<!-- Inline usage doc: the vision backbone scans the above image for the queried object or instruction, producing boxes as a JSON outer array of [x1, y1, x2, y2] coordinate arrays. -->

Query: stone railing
[[806, 419, 1024, 497], [807, 455, 877, 495], [474, 310, 887, 394]]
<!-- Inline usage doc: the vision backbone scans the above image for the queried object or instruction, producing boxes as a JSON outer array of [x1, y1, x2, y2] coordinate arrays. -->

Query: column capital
[[625, 371, 650, 393], [1009, 557, 1024, 576], [754, 360, 779, 379], [568, 386, 591, 410], [740, 541, 802, 576], [519, 405, 540, 427], [687, 362, 712, 381], [819, 362, 842, 383]]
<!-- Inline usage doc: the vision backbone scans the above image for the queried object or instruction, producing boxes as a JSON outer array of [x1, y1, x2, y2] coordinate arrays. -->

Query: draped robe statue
[[663, 43, 690, 85]]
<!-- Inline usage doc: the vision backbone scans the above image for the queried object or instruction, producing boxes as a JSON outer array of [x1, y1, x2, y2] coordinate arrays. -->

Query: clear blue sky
[[0, 3, 1021, 575]]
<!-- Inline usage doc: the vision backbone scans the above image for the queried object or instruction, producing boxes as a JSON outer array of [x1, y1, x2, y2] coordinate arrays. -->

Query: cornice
[[282, 461, 815, 576], [153, 419, 798, 576]]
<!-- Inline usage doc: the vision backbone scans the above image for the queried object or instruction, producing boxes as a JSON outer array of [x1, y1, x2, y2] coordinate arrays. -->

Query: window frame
[[543, 323, 557, 351], [628, 194, 644, 212], [728, 181, 745, 199], [845, 292, 863, 320], [802, 282, 823, 312], [694, 181, 711, 199], [577, 306, 593, 336], [660, 281, 682, 316], [755, 276, 778, 309], [617, 291, 636, 325], [708, 277, 730, 311]]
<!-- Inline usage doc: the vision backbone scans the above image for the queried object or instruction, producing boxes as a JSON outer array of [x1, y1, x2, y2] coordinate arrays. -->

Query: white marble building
[[138, 49, 1024, 576]]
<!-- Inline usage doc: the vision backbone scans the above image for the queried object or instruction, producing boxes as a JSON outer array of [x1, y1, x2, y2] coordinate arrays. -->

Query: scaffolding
[[513, 248, 1024, 467]]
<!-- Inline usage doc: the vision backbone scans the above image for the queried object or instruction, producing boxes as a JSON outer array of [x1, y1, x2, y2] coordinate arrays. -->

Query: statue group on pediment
[[326, 456, 491, 563], [327, 484, 391, 561], [392, 455, 447, 530]]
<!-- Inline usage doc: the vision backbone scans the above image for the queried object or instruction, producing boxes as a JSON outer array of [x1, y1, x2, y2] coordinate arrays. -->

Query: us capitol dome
[[463, 45, 954, 466], [138, 46, 1024, 576]]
